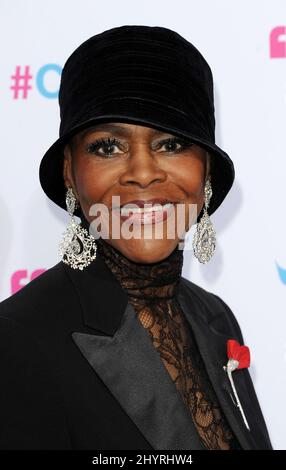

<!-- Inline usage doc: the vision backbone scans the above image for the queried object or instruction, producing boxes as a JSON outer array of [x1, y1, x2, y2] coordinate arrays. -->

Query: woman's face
[[63, 121, 210, 264]]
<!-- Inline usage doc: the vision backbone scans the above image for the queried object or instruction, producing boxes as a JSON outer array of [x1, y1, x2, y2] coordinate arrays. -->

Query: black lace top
[[94, 235, 241, 450]]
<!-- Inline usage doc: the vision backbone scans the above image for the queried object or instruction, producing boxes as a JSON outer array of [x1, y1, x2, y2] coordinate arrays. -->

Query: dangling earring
[[59, 187, 97, 270], [192, 176, 216, 263]]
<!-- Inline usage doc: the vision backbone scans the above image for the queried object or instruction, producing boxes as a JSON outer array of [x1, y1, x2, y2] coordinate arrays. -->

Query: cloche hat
[[39, 24, 235, 221]]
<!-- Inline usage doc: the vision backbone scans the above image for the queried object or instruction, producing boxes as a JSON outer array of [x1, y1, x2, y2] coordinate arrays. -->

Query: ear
[[63, 143, 73, 190], [205, 151, 211, 181]]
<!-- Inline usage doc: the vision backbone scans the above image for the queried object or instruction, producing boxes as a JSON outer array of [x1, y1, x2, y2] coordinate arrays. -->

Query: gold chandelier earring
[[59, 187, 97, 270], [192, 176, 216, 263]]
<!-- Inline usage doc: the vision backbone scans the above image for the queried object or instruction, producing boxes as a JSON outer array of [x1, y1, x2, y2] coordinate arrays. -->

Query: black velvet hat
[[39, 24, 235, 221]]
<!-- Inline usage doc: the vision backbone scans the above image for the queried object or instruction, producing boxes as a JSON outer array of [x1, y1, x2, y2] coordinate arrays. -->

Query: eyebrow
[[80, 123, 173, 139]]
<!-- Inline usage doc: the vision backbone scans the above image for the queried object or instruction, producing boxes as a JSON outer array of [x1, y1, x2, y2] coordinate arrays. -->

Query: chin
[[116, 238, 179, 264]]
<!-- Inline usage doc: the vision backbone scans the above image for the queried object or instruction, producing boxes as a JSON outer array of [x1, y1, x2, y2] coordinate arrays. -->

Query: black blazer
[[0, 253, 273, 450]]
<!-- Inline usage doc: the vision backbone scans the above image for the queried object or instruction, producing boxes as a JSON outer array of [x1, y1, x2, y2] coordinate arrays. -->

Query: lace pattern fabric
[[95, 236, 241, 450]]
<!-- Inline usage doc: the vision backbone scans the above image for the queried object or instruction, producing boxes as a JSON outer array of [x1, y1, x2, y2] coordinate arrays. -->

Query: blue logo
[[276, 261, 286, 284]]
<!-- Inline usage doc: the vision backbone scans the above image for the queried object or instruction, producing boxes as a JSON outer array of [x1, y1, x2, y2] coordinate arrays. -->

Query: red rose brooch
[[223, 339, 251, 431]]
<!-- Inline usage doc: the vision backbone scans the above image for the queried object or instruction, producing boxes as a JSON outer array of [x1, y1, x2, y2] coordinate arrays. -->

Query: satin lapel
[[175, 279, 258, 450], [72, 301, 206, 450]]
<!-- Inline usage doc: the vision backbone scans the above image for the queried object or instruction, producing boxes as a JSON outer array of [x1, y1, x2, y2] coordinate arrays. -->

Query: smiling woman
[[62, 121, 210, 264], [0, 25, 273, 451]]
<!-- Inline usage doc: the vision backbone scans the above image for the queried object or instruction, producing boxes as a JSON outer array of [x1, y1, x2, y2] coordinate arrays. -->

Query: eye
[[155, 137, 194, 154], [85, 137, 124, 157], [85, 135, 194, 157]]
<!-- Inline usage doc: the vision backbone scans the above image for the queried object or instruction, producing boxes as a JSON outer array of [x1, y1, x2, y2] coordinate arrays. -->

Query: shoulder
[[0, 262, 73, 395], [179, 275, 244, 344], [0, 261, 70, 326]]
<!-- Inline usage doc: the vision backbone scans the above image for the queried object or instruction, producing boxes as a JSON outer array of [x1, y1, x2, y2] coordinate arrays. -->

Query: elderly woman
[[0, 25, 272, 450]]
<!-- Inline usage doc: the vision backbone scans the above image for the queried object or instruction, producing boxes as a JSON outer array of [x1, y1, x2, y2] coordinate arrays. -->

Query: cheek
[[72, 157, 115, 205], [172, 158, 205, 199], [171, 158, 205, 228]]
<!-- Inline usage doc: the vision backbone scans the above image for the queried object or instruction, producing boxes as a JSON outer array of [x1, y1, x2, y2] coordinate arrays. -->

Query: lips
[[115, 197, 176, 227], [119, 198, 175, 209]]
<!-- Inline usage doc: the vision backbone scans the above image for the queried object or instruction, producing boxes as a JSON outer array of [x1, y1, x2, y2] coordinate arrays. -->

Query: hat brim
[[39, 100, 235, 222]]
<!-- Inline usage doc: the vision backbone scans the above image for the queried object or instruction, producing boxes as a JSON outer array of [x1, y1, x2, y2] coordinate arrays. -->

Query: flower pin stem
[[224, 359, 251, 432]]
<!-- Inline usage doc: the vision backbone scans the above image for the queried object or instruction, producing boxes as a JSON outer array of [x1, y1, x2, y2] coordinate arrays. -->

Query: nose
[[119, 143, 167, 188]]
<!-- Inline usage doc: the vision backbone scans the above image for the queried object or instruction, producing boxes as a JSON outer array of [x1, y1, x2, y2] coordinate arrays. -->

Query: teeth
[[120, 202, 173, 216]]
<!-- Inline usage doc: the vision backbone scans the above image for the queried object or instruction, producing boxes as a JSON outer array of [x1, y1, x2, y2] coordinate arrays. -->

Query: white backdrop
[[1, 0, 285, 450]]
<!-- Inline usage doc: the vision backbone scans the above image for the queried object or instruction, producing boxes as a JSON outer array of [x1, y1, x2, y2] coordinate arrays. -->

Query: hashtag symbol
[[10, 66, 33, 99]]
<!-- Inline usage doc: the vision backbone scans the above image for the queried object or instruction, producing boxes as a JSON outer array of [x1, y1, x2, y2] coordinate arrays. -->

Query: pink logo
[[270, 26, 286, 58], [10, 66, 33, 99], [11, 269, 46, 294]]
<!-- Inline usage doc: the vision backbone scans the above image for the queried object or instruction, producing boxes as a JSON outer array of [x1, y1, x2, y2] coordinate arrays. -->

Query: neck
[[80, 214, 184, 301]]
